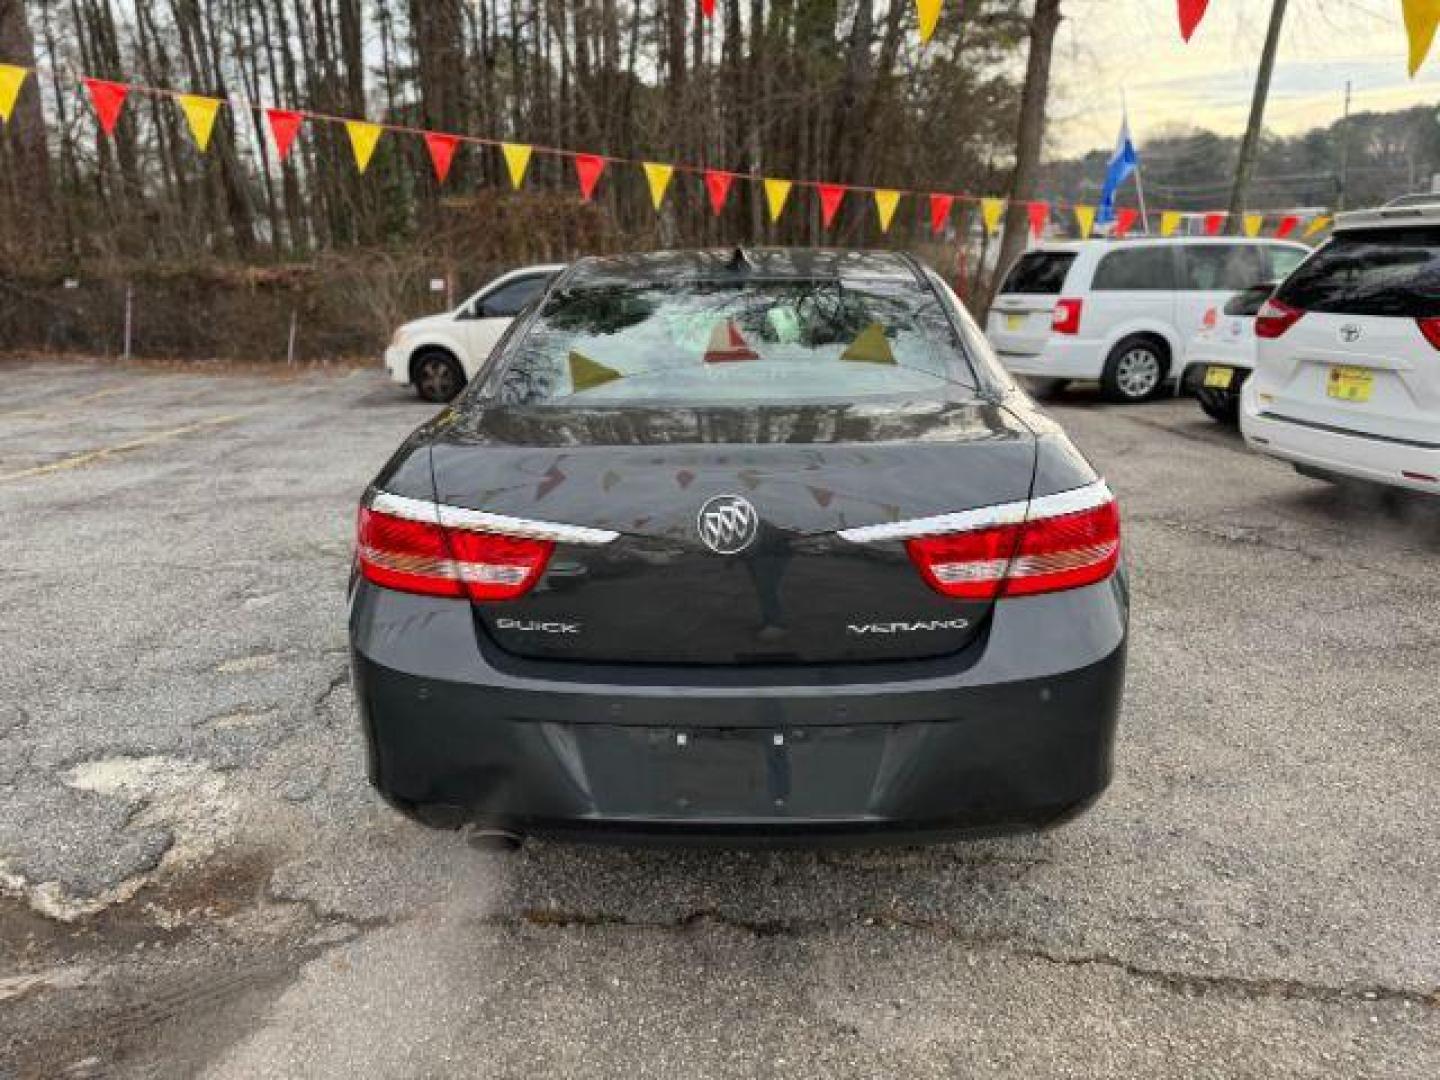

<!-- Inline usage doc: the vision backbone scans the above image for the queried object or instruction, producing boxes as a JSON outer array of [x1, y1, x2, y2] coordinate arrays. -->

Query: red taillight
[[906, 496, 1121, 600], [1417, 318, 1440, 351], [1255, 298, 1304, 339], [1052, 298, 1083, 335], [357, 505, 553, 601]]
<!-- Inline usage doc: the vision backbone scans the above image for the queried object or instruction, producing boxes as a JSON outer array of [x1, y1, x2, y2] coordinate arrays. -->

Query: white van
[[1242, 204, 1440, 493], [987, 238, 1310, 401]]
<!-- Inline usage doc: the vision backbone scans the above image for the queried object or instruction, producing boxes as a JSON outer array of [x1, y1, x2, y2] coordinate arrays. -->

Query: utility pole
[[1337, 81, 1353, 211], [1227, 0, 1290, 231]]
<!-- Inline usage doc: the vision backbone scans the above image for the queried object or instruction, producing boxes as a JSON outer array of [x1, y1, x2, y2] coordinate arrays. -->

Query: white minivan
[[988, 238, 1310, 401], [1242, 205, 1440, 493], [385, 264, 564, 402]]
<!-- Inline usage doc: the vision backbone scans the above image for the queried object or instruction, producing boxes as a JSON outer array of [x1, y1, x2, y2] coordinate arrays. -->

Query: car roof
[[1025, 237, 1303, 256], [1335, 203, 1440, 231], [563, 248, 924, 286]]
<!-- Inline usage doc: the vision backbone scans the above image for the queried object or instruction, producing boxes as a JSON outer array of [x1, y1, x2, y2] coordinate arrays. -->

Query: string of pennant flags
[[0, 61, 1333, 242], [1180, 0, 1440, 74]]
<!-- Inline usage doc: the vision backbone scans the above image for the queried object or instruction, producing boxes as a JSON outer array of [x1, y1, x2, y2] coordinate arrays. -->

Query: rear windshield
[[1000, 252, 1076, 295], [493, 279, 977, 406], [1276, 227, 1440, 317], [1224, 283, 1275, 317]]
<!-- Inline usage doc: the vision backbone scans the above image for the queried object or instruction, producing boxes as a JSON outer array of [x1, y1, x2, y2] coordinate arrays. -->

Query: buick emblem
[[1340, 324, 1363, 343], [697, 495, 759, 555]]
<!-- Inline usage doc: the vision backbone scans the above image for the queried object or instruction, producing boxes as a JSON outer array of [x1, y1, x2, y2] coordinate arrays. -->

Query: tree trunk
[[1226, 0, 1289, 231], [986, 0, 1063, 316]]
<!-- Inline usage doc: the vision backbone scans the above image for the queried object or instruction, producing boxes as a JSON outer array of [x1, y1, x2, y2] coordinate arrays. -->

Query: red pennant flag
[[704, 170, 734, 216], [1114, 208, 1139, 237], [929, 193, 955, 236], [1203, 211, 1227, 236], [574, 153, 606, 202], [1027, 201, 1050, 239], [1275, 214, 1301, 239], [424, 132, 460, 184], [703, 319, 759, 364], [817, 184, 846, 229], [1178, 0, 1210, 41], [83, 78, 128, 137], [265, 108, 303, 162], [700, 0, 717, 17]]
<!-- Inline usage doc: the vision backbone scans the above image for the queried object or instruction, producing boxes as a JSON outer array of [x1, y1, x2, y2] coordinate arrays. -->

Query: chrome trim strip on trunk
[[838, 480, 1113, 544], [368, 489, 620, 546]]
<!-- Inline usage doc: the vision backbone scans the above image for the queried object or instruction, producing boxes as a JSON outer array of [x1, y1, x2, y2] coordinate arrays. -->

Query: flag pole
[[1123, 88, 1151, 234]]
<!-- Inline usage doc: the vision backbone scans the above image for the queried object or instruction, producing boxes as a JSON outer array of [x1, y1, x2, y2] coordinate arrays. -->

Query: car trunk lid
[[429, 398, 1038, 665]]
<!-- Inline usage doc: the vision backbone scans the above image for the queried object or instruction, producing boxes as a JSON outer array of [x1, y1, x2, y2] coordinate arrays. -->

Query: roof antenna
[[727, 246, 753, 272]]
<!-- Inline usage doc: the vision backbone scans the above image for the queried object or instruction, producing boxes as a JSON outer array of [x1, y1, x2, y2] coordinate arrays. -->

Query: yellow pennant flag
[[1074, 204, 1097, 238], [764, 178, 793, 223], [1244, 213, 1265, 238], [1160, 210, 1183, 237], [176, 94, 222, 151], [502, 142, 533, 189], [873, 189, 901, 233], [642, 162, 674, 210], [345, 120, 382, 174], [0, 64, 29, 124], [1303, 215, 1333, 238], [916, 0, 943, 44], [980, 198, 1006, 235], [1404, 0, 1440, 75]]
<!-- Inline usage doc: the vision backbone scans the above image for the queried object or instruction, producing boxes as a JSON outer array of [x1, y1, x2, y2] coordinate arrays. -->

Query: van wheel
[[412, 349, 466, 403], [1101, 337, 1168, 403], [1197, 388, 1240, 424]]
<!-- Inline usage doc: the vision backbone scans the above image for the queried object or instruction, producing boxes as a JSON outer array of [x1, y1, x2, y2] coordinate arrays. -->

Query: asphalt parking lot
[[1, 358, 1437, 1078]]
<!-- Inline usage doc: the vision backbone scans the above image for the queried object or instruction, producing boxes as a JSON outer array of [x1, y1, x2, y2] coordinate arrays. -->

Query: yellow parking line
[[0, 384, 137, 420], [0, 413, 247, 483]]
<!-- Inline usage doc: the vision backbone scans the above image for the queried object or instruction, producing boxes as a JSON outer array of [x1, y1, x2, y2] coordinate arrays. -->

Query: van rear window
[[1000, 252, 1076, 295], [1276, 227, 1440, 317]]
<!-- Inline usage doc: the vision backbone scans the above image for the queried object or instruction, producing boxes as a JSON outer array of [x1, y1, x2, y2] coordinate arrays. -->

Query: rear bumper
[[349, 575, 1129, 845], [995, 338, 1105, 380], [1241, 397, 1440, 492]]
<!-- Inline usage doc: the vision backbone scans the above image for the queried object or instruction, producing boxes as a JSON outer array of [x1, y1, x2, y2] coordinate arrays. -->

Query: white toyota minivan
[[1241, 205, 1440, 493], [988, 238, 1310, 401]]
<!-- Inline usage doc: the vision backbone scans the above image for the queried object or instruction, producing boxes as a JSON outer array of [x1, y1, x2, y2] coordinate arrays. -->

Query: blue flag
[[1097, 116, 1138, 226]]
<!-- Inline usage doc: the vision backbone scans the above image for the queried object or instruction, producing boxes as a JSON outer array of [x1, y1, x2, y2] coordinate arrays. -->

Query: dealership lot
[[1, 360, 1437, 1078]]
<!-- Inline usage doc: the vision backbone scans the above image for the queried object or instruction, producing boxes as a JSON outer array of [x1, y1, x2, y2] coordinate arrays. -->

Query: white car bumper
[[994, 338, 1105, 380], [384, 345, 410, 385], [1241, 392, 1440, 493]]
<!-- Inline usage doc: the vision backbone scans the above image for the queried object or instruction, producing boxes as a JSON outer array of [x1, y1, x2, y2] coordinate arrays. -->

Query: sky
[[1050, 0, 1440, 156]]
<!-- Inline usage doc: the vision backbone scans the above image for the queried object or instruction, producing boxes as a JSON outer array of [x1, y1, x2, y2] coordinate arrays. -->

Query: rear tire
[[1197, 388, 1240, 425], [412, 349, 466, 403], [1101, 336, 1168, 403]]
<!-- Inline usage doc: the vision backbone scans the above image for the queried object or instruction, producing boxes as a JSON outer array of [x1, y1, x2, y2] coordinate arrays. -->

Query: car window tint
[[482, 275, 550, 317], [1000, 252, 1076, 295], [495, 279, 977, 406], [1275, 227, 1440, 317], [1181, 244, 1268, 291], [1223, 283, 1274, 317], [1091, 247, 1176, 291], [1266, 245, 1307, 281]]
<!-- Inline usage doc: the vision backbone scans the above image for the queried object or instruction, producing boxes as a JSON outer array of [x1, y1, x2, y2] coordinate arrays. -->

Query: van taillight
[[1255, 298, 1304, 339], [1417, 318, 1440, 351], [906, 497, 1121, 601], [1052, 298, 1084, 335], [357, 505, 553, 601]]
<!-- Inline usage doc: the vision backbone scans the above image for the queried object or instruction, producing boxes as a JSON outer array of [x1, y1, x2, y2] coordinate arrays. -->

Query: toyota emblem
[[697, 495, 760, 555], [1340, 324, 1363, 343]]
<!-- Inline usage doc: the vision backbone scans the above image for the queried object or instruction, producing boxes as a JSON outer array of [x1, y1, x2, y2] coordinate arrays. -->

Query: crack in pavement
[[499, 908, 1440, 1011]]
